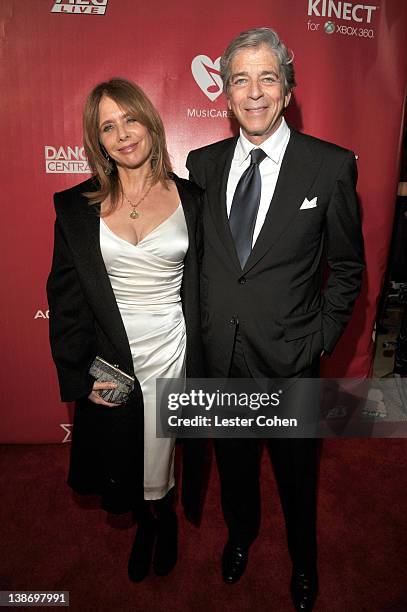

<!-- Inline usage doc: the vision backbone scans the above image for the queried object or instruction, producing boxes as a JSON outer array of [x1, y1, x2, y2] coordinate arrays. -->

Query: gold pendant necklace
[[124, 183, 153, 219]]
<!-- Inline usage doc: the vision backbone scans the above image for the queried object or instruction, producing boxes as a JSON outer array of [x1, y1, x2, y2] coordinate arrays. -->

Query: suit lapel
[[206, 137, 242, 271], [243, 130, 322, 273]]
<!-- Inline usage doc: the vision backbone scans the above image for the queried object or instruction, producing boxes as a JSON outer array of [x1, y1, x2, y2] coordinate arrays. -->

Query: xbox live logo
[[324, 21, 335, 34]]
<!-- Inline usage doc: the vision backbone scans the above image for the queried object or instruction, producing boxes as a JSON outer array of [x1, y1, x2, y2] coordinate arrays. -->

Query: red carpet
[[1, 440, 406, 611]]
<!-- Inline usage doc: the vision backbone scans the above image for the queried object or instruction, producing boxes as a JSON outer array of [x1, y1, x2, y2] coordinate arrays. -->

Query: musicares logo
[[51, 0, 108, 15], [191, 55, 223, 101]]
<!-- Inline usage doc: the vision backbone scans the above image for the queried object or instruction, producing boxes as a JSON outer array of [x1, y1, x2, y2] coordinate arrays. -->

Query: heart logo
[[191, 55, 223, 101]]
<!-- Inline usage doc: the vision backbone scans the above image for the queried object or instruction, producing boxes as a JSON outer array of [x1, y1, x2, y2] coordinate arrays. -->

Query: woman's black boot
[[152, 490, 178, 576], [128, 503, 157, 582]]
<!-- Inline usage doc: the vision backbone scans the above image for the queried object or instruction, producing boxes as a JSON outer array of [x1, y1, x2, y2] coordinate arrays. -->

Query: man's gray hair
[[220, 27, 296, 95]]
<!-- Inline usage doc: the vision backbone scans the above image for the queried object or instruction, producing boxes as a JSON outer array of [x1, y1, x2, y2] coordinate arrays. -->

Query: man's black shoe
[[290, 568, 318, 611], [222, 541, 249, 584]]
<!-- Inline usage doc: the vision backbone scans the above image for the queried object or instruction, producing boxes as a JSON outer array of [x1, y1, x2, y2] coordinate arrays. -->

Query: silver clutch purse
[[89, 356, 135, 404]]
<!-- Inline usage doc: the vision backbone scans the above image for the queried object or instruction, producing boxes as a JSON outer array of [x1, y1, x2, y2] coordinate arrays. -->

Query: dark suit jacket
[[187, 128, 365, 379], [47, 173, 204, 513]]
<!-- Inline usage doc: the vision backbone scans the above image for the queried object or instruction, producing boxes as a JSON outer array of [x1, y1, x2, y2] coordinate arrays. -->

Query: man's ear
[[284, 91, 292, 108]]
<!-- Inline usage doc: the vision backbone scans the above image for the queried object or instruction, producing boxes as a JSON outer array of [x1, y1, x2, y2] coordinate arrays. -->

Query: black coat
[[187, 129, 365, 378], [47, 173, 204, 513]]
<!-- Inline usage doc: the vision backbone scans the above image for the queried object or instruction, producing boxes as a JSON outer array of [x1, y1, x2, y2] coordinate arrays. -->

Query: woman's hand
[[88, 381, 121, 407]]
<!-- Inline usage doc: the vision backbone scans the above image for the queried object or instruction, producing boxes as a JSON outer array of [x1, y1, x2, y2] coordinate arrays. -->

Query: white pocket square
[[300, 197, 318, 210]]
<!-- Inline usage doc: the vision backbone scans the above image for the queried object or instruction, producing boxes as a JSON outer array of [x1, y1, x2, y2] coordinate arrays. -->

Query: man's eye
[[262, 76, 279, 84], [233, 78, 247, 86]]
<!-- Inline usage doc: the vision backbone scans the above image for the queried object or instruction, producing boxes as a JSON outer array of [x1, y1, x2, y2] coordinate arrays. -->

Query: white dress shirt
[[226, 116, 291, 245]]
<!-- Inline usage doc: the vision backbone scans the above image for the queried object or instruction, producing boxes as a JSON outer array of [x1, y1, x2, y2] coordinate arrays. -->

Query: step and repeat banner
[[1, 0, 406, 442]]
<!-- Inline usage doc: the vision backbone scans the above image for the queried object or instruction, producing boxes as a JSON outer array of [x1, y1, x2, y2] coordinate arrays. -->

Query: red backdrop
[[1, 0, 406, 442]]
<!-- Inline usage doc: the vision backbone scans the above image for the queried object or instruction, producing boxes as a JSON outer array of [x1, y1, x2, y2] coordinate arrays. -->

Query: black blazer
[[187, 128, 365, 378], [47, 174, 204, 513]]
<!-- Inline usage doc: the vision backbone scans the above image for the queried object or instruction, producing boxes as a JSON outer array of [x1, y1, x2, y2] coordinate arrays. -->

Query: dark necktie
[[229, 148, 267, 268]]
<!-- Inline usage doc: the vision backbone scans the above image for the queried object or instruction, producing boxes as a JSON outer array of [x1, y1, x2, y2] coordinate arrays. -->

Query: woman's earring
[[102, 149, 113, 176], [150, 151, 158, 169]]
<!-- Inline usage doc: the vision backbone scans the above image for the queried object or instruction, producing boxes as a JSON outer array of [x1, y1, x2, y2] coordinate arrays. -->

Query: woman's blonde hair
[[83, 78, 172, 213]]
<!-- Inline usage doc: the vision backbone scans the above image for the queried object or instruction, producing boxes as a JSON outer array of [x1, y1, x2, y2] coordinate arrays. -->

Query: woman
[[47, 78, 203, 582]]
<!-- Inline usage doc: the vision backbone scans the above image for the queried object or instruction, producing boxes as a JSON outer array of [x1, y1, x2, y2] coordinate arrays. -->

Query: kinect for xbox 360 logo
[[308, 0, 378, 24]]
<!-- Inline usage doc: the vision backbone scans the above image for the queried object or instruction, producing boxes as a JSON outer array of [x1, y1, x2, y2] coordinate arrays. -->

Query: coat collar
[[171, 172, 197, 236], [71, 191, 134, 373]]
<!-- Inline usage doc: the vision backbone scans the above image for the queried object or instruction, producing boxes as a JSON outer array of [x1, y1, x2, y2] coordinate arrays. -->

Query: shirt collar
[[235, 117, 290, 166]]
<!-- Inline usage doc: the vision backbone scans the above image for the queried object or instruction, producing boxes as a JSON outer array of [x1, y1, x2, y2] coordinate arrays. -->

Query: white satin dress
[[100, 204, 188, 500]]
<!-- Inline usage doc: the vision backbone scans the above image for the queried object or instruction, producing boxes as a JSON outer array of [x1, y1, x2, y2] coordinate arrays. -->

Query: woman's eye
[[102, 124, 113, 133], [126, 117, 136, 123]]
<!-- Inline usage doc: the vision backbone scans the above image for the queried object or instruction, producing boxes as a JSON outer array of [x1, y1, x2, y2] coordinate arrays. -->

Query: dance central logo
[[51, 0, 108, 15], [45, 146, 90, 174], [191, 55, 223, 101]]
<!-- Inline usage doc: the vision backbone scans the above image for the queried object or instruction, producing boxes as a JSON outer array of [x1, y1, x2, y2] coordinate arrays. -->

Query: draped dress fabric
[[99, 204, 188, 500]]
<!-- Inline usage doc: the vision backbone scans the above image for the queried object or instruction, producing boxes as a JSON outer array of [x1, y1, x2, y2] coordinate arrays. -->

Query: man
[[187, 27, 364, 611]]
